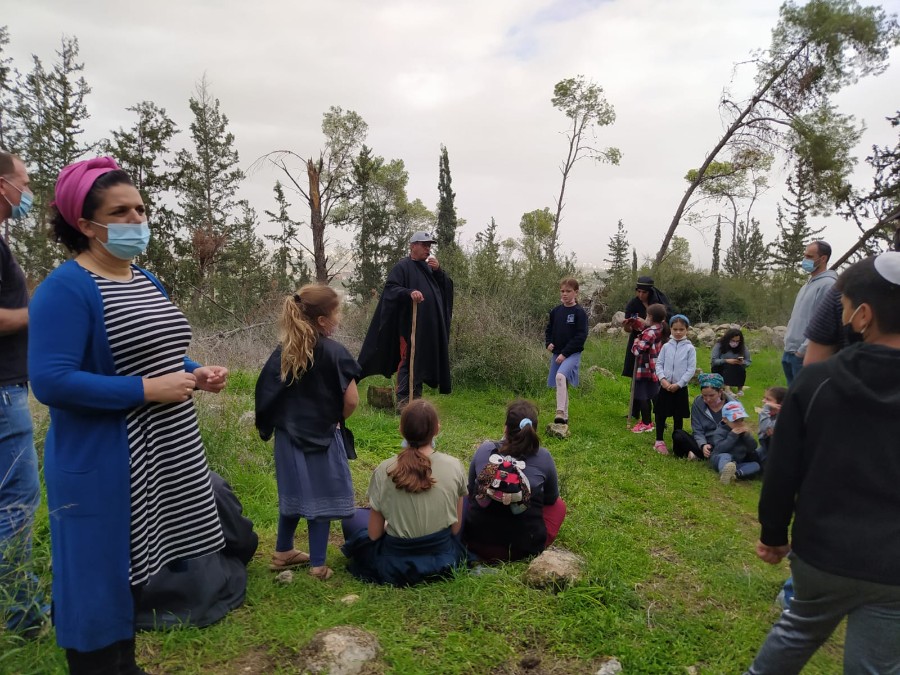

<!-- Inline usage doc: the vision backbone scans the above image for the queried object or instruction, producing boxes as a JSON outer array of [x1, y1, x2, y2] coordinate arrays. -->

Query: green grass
[[1, 335, 845, 674]]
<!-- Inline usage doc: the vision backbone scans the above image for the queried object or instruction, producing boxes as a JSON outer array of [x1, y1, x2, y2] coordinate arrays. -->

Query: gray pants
[[746, 554, 900, 675]]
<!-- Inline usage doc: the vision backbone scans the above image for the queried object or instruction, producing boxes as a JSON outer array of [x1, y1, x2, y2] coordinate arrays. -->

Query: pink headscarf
[[53, 156, 121, 229]]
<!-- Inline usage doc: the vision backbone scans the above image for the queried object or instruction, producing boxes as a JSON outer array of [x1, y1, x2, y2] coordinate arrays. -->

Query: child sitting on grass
[[630, 303, 668, 434], [711, 401, 762, 485], [545, 276, 588, 425], [341, 399, 468, 586], [757, 386, 786, 463], [654, 314, 696, 454]]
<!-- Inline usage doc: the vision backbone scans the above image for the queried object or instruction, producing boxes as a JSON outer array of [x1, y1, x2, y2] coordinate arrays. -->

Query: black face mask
[[841, 305, 865, 346]]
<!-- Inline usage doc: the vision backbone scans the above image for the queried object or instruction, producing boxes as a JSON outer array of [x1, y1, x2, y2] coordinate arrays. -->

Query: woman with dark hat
[[622, 276, 671, 418]]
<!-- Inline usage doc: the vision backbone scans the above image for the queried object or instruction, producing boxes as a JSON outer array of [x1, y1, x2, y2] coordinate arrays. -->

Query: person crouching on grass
[[711, 401, 761, 485], [544, 277, 587, 426], [744, 251, 900, 674], [653, 314, 696, 455], [629, 303, 668, 434]]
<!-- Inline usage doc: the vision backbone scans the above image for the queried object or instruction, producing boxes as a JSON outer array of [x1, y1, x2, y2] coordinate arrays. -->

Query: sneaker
[[736, 390, 745, 398], [641, 422, 655, 433], [653, 440, 668, 455], [631, 422, 647, 433], [720, 461, 737, 485]]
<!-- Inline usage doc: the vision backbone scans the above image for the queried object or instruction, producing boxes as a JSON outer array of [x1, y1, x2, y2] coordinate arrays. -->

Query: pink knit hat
[[53, 156, 120, 229]]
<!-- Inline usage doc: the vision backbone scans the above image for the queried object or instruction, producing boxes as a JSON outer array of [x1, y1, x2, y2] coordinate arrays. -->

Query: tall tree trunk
[[831, 205, 900, 268], [307, 158, 328, 283]]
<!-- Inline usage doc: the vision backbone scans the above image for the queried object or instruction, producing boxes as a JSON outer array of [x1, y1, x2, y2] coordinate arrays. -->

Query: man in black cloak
[[358, 231, 454, 407]]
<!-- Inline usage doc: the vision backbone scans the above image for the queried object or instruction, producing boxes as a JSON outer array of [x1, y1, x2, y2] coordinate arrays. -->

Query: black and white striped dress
[[91, 269, 224, 585]]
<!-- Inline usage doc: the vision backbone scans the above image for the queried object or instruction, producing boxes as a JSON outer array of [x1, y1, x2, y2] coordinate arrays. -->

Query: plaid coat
[[630, 323, 663, 382]]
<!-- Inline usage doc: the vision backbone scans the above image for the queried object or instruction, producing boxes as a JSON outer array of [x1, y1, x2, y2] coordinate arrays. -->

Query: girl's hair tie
[[519, 418, 533, 430]]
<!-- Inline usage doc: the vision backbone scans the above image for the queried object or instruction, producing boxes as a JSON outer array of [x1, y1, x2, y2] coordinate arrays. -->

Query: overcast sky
[[8, 0, 900, 268]]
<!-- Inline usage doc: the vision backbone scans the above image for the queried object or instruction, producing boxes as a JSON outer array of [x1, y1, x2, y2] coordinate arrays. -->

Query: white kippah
[[874, 251, 900, 285]]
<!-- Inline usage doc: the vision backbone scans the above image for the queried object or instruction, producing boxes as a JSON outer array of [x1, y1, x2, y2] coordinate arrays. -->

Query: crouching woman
[[341, 400, 468, 586]]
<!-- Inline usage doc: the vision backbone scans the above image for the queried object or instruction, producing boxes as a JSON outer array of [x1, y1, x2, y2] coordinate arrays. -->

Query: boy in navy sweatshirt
[[545, 277, 588, 426]]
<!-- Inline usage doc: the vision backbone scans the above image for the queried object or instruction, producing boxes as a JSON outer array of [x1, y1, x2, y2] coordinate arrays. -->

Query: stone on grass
[[696, 327, 717, 347], [595, 657, 623, 674], [274, 570, 293, 584], [523, 547, 584, 590], [591, 322, 611, 335], [301, 626, 381, 675], [239, 410, 255, 426], [340, 594, 360, 605], [546, 423, 569, 439], [611, 311, 626, 327], [367, 385, 394, 410], [606, 327, 622, 336], [598, 367, 615, 380]]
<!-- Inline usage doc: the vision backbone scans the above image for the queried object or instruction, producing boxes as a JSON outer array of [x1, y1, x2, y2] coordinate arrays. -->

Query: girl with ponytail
[[341, 400, 469, 586], [462, 400, 566, 562], [255, 284, 361, 581]]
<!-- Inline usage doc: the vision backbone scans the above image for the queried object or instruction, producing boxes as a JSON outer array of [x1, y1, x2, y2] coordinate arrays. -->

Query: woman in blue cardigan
[[28, 158, 229, 674]]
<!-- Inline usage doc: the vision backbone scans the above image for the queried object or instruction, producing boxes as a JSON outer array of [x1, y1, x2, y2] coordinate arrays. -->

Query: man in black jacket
[[745, 252, 900, 674], [358, 231, 453, 409]]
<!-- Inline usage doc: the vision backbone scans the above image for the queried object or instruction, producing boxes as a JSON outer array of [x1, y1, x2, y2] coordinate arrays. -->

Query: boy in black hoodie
[[745, 252, 900, 674]]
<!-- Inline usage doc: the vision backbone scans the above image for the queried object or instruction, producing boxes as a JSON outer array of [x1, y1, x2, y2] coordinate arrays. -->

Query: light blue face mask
[[2, 179, 33, 219], [90, 221, 151, 260], [800, 258, 816, 274]]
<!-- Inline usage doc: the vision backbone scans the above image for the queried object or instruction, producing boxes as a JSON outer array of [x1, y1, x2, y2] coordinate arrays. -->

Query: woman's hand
[[194, 366, 229, 393], [726, 358, 740, 365], [144, 372, 197, 403], [702, 444, 712, 458]]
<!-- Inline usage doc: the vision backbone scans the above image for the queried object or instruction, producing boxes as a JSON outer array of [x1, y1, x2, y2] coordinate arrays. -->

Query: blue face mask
[[800, 258, 816, 274], [91, 221, 151, 259], [2, 179, 33, 219]]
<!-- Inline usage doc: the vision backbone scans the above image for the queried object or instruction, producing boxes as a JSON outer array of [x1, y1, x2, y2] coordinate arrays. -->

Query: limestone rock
[[697, 327, 717, 347], [340, 594, 360, 605], [606, 327, 621, 336], [591, 322, 611, 335], [598, 367, 615, 380], [301, 626, 381, 675], [611, 311, 626, 328], [759, 326, 774, 334], [523, 547, 584, 590], [694, 322, 711, 330], [274, 570, 293, 584], [595, 658, 623, 675], [239, 410, 255, 426], [773, 325, 788, 336], [546, 423, 569, 439]]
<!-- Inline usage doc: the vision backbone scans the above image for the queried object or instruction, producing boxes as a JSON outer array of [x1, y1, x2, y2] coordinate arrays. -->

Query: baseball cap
[[722, 401, 748, 423], [410, 231, 436, 244]]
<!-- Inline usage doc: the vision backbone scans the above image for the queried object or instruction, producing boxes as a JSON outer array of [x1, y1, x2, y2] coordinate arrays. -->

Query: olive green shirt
[[368, 451, 467, 539]]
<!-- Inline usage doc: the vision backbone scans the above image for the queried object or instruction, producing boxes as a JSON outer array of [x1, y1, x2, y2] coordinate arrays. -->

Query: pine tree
[[604, 219, 630, 279], [10, 36, 92, 278], [216, 202, 270, 320], [175, 77, 244, 308], [769, 162, 825, 273], [472, 217, 507, 295], [435, 144, 458, 251], [264, 181, 309, 294], [103, 101, 180, 292], [0, 26, 21, 154], [724, 218, 768, 279], [711, 216, 722, 276], [632, 248, 637, 274]]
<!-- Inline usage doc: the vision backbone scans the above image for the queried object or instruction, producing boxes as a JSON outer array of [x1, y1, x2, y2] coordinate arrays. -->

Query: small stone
[[523, 546, 584, 590], [274, 570, 293, 584], [546, 423, 569, 439], [340, 594, 360, 605], [611, 311, 626, 327], [598, 367, 615, 380], [301, 626, 381, 675], [520, 653, 541, 669], [239, 410, 255, 426], [595, 657, 623, 675]]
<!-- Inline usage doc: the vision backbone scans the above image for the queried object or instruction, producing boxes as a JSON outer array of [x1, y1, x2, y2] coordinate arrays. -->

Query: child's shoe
[[720, 461, 737, 485], [653, 440, 668, 455], [631, 422, 648, 433], [641, 422, 655, 433]]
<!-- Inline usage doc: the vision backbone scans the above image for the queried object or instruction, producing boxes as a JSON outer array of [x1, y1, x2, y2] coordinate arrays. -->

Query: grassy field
[[2, 334, 845, 674]]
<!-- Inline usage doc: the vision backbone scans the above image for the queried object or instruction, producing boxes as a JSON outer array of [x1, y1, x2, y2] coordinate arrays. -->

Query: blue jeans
[[713, 453, 761, 478], [781, 352, 804, 387], [0, 383, 46, 632], [746, 554, 900, 674]]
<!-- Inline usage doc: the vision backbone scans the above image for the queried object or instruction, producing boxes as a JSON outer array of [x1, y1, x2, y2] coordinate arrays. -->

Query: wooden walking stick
[[408, 299, 418, 402]]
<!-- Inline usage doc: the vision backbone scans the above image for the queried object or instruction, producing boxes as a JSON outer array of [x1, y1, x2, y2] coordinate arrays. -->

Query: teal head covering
[[698, 372, 724, 390]]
